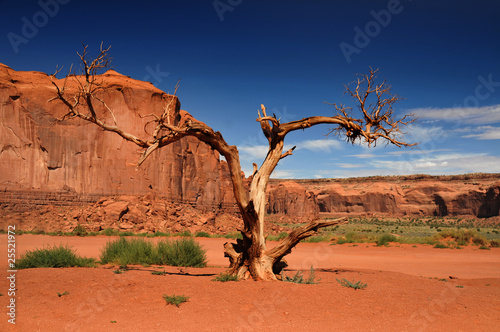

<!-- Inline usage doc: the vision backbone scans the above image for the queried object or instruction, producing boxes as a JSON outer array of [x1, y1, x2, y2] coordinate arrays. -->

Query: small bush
[[376, 234, 397, 246], [100, 237, 207, 267], [195, 231, 211, 238], [222, 232, 243, 239], [433, 243, 448, 249], [100, 237, 156, 266], [472, 235, 488, 246], [72, 225, 88, 237], [479, 245, 490, 250], [57, 291, 69, 297], [16, 245, 96, 269], [177, 230, 193, 237], [337, 231, 367, 244], [490, 240, 500, 248], [303, 235, 329, 243], [212, 272, 239, 282], [156, 238, 207, 267], [151, 270, 167, 276], [267, 232, 288, 241], [163, 294, 189, 307], [336, 278, 367, 290], [281, 266, 318, 284], [102, 228, 119, 236]]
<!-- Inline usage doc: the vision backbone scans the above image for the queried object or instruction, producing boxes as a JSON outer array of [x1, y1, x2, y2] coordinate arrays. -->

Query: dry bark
[[50, 45, 416, 280]]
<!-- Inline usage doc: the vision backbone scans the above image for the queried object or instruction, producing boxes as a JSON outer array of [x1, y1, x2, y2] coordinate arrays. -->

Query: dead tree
[[49, 44, 416, 280]]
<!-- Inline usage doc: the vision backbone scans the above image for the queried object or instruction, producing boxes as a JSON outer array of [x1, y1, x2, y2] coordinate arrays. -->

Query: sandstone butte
[[0, 63, 499, 234]]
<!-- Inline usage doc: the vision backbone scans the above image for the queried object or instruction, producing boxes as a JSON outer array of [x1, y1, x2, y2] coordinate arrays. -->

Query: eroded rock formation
[[0, 63, 233, 211], [290, 175, 500, 218]]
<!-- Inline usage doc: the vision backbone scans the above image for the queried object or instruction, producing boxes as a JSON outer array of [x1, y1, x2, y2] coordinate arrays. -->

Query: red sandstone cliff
[[0, 63, 233, 211], [272, 174, 500, 218]]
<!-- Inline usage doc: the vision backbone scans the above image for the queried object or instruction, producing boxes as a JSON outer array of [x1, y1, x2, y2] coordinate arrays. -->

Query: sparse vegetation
[[163, 294, 189, 307], [376, 234, 397, 246], [99, 237, 207, 267], [212, 272, 239, 282], [155, 238, 207, 267], [15, 245, 96, 269], [151, 270, 167, 276], [281, 266, 318, 284], [57, 291, 69, 297], [336, 278, 368, 290], [71, 225, 88, 236]]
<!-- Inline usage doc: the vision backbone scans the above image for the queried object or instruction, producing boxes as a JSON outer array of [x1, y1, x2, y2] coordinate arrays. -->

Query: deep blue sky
[[2, 0, 500, 178]]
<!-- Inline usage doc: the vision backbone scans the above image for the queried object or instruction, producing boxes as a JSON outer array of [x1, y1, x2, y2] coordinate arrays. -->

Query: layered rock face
[[266, 181, 319, 222], [291, 175, 500, 218], [0, 63, 232, 211]]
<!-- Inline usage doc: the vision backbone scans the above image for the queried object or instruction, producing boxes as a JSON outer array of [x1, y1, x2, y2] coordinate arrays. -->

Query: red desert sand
[[1, 235, 499, 331]]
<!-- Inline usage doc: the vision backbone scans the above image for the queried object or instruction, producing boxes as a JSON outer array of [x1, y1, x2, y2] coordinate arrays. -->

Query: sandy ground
[[1, 235, 499, 331]]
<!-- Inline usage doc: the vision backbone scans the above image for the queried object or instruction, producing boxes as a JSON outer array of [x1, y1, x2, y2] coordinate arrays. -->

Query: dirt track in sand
[[1, 235, 499, 331]]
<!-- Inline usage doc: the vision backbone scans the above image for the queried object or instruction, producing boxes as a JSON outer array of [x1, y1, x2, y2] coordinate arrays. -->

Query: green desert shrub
[[71, 225, 88, 237], [16, 245, 96, 269], [267, 232, 288, 241], [101, 228, 119, 236], [376, 234, 397, 246], [281, 266, 318, 284], [433, 243, 448, 249], [99, 237, 207, 267], [163, 294, 189, 307], [471, 235, 488, 246], [100, 237, 156, 266], [336, 278, 367, 290], [156, 238, 207, 267], [337, 231, 367, 244], [212, 272, 239, 282]]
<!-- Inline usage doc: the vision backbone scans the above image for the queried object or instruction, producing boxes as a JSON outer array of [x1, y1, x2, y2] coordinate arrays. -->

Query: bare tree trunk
[[224, 214, 348, 280]]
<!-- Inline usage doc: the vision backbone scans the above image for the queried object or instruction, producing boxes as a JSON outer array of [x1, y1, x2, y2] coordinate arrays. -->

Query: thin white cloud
[[406, 125, 446, 144], [298, 139, 342, 152], [410, 105, 500, 125], [297, 150, 500, 179], [336, 163, 363, 168], [347, 153, 377, 159], [371, 152, 495, 175], [385, 148, 454, 156], [271, 170, 297, 179], [463, 126, 500, 140], [238, 145, 269, 159]]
